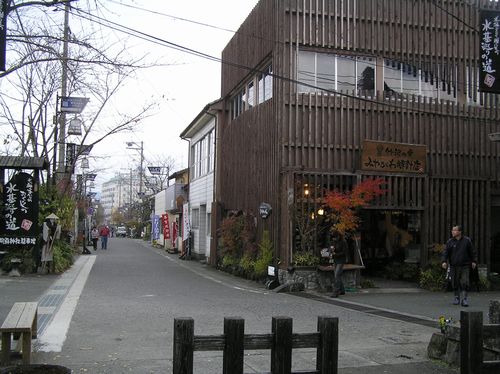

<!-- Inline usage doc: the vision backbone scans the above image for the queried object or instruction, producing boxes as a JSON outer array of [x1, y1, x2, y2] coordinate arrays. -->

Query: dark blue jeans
[[450, 265, 470, 296], [101, 236, 108, 249], [333, 263, 345, 295]]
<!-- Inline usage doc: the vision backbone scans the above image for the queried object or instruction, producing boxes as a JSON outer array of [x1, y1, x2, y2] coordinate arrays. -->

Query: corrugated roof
[[0, 156, 49, 170]]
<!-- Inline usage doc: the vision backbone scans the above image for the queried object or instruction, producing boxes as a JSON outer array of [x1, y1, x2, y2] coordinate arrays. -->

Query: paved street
[[1, 238, 487, 373]]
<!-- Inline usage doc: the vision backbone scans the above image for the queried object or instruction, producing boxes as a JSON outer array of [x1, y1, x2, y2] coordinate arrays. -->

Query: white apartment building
[[180, 101, 218, 262], [100, 173, 141, 224]]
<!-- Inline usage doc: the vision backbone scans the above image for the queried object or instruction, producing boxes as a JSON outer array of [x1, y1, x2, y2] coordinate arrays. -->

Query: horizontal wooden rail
[[173, 316, 338, 374], [194, 332, 320, 351]]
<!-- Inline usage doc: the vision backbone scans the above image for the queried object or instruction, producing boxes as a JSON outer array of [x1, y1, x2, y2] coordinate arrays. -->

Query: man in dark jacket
[[330, 232, 348, 298], [441, 225, 478, 307]]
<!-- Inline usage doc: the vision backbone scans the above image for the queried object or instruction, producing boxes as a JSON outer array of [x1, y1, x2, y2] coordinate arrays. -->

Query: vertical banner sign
[[152, 215, 160, 241], [0, 172, 39, 246], [65, 143, 76, 172], [171, 221, 178, 248], [480, 10, 500, 93], [182, 203, 190, 240], [0, 0, 7, 71], [161, 213, 170, 239]]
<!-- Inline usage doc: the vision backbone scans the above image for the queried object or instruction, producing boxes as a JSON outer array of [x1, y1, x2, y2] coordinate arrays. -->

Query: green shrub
[[293, 251, 319, 267], [420, 243, 446, 291], [52, 240, 75, 273], [240, 253, 255, 275], [1, 248, 35, 274], [221, 254, 239, 269], [254, 230, 274, 277]]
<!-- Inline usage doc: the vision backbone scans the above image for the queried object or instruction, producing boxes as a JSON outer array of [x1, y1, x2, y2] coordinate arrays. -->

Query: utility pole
[[139, 141, 144, 196], [57, 2, 70, 179]]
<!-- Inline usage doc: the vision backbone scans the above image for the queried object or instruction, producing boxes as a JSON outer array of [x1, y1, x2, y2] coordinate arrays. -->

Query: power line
[[63, 3, 499, 124]]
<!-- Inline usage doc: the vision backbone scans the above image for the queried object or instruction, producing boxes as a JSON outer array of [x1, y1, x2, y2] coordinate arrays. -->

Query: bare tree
[[0, 0, 163, 184]]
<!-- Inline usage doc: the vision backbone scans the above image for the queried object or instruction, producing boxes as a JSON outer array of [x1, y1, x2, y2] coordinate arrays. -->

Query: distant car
[[116, 226, 127, 237]]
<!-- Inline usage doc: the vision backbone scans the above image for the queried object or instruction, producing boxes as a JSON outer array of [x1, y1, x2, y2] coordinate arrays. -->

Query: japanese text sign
[[1, 172, 39, 246], [361, 140, 426, 174], [480, 10, 500, 93]]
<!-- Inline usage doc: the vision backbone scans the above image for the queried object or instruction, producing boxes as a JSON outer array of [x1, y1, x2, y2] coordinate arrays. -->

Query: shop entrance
[[359, 210, 422, 274]]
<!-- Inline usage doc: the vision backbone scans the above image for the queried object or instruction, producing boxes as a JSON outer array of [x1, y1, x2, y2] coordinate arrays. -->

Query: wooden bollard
[[317, 316, 339, 374], [173, 318, 194, 374], [223, 317, 244, 374]]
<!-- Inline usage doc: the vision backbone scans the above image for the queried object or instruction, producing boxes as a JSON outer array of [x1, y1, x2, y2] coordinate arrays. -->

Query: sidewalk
[[0, 253, 95, 339]]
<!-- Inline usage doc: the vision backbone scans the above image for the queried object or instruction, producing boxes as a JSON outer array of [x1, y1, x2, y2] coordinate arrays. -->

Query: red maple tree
[[323, 178, 386, 234]]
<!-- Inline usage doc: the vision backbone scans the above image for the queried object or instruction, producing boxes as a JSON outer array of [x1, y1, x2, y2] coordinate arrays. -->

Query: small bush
[[240, 253, 255, 275], [420, 243, 446, 291], [221, 254, 239, 269], [1, 248, 35, 274], [254, 230, 274, 277], [293, 251, 319, 267], [52, 240, 75, 273]]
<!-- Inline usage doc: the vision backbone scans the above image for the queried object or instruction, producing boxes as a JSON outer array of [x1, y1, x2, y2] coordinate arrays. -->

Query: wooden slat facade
[[218, 0, 500, 269]]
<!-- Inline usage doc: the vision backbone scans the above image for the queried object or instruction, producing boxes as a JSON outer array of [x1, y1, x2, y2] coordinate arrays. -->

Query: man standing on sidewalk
[[441, 225, 477, 307], [99, 225, 110, 250]]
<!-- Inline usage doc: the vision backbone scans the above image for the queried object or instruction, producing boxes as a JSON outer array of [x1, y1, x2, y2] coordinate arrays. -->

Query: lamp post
[[126, 141, 144, 196]]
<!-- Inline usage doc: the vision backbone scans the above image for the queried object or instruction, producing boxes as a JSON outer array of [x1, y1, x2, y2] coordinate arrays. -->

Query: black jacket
[[442, 236, 478, 267], [333, 238, 348, 264]]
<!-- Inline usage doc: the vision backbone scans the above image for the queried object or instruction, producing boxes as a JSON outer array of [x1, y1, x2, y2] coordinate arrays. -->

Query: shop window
[[384, 59, 456, 101], [336, 55, 356, 92], [297, 51, 374, 95], [357, 57, 376, 95], [191, 208, 200, 229], [247, 81, 255, 108]]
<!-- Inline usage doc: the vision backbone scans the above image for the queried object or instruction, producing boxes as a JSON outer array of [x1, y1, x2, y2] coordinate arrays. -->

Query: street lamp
[[126, 141, 144, 196]]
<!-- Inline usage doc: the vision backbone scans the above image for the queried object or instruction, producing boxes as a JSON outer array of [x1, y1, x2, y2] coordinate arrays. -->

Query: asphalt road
[[8, 238, 459, 373]]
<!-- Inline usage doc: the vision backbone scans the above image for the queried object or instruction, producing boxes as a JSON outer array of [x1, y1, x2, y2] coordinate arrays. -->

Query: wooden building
[[215, 0, 500, 272]]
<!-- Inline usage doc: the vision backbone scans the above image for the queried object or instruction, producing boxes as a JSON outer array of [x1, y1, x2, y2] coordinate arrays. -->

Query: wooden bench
[[318, 264, 365, 288], [1, 302, 38, 365]]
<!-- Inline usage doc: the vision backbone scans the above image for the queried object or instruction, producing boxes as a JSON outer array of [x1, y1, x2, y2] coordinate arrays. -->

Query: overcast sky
[[73, 0, 260, 190]]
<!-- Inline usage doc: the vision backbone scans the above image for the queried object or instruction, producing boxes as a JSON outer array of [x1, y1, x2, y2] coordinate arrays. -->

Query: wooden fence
[[460, 311, 500, 374], [173, 316, 339, 374]]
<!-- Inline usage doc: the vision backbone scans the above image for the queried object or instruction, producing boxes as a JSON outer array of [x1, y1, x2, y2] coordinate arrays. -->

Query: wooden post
[[1, 331, 12, 364], [489, 300, 500, 324], [460, 311, 483, 374], [316, 316, 339, 374], [223, 317, 244, 374], [271, 316, 292, 374], [173, 318, 194, 374]]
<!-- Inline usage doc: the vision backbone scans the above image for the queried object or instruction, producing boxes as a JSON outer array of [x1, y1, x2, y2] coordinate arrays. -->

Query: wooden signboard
[[361, 140, 426, 174]]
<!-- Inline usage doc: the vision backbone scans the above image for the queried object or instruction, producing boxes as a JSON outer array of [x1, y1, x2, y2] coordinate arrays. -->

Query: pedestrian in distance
[[330, 231, 348, 298], [441, 225, 478, 307], [91, 226, 99, 251], [99, 225, 110, 250]]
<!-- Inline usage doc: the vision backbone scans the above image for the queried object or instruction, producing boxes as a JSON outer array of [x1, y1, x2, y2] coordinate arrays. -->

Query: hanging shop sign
[[78, 144, 93, 156], [480, 10, 500, 93], [85, 173, 97, 182], [0, 172, 39, 246], [60, 96, 89, 114], [148, 166, 161, 175], [361, 140, 426, 174], [259, 202, 272, 219], [65, 143, 76, 172]]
